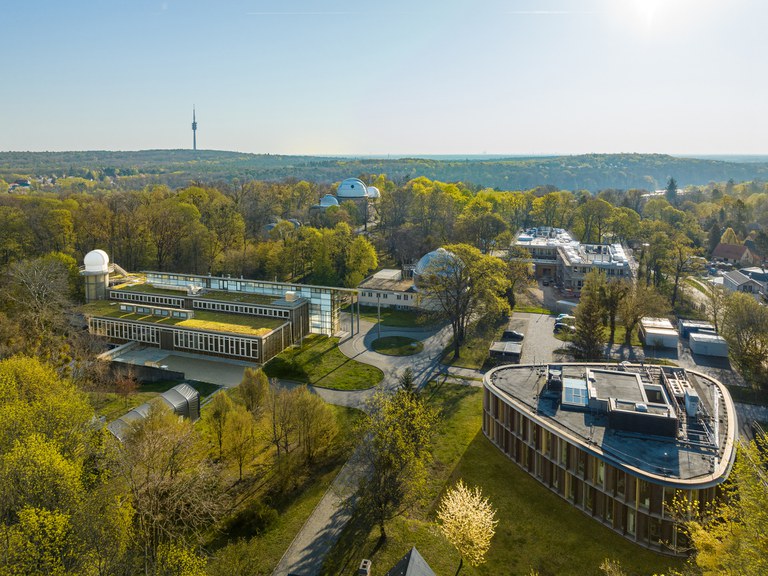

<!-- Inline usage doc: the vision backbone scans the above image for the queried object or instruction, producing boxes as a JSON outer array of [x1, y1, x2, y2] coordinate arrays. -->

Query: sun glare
[[634, 0, 666, 29]]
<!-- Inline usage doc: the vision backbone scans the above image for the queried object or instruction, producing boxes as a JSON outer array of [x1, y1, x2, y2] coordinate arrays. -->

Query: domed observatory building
[[81, 249, 111, 302], [319, 194, 339, 208], [336, 178, 375, 229], [336, 177, 368, 199], [413, 247, 462, 291]]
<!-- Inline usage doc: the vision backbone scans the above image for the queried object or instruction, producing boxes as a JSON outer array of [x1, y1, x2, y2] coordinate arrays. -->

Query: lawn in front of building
[[322, 381, 683, 576], [264, 335, 383, 390], [371, 336, 424, 356], [441, 316, 507, 370]]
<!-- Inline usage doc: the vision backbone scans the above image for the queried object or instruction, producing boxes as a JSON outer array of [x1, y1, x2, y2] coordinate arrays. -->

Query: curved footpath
[[272, 316, 481, 576]]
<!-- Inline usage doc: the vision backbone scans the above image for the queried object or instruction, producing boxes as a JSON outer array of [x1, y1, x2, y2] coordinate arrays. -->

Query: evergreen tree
[[720, 227, 740, 245], [665, 177, 678, 206], [572, 270, 605, 360]]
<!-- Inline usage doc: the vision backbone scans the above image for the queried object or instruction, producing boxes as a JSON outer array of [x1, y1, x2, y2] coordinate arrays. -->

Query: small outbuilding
[[689, 332, 729, 357], [678, 319, 716, 339], [107, 383, 201, 441], [489, 341, 523, 362], [640, 317, 679, 349]]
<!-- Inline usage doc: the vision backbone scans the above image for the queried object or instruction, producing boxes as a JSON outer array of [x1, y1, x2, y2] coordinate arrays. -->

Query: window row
[[172, 330, 259, 359], [192, 300, 289, 318], [110, 291, 183, 308], [90, 318, 159, 344], [484, 392, 716, 516]]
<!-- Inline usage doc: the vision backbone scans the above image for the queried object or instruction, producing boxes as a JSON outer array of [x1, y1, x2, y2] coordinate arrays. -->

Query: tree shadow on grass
[[320, 506, 378, 576], [422, 378, 478, 422]]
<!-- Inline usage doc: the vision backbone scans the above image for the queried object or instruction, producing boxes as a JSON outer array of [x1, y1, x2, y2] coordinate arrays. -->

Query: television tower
[[192, 106, 198, 151]]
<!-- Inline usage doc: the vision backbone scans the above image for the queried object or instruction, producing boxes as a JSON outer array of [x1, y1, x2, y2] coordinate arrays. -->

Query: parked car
[[502, 330, 525, 341], [542, 279, 551, 286], [554, 322, 576, 334], [556, 314, 575, 322]]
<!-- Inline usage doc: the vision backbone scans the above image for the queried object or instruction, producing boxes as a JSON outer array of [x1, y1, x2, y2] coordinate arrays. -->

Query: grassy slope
[[441, 317, 507, 370], [264, 335, 383, 390], [205, 404, 361, 575], [323, 383, 683, 576]]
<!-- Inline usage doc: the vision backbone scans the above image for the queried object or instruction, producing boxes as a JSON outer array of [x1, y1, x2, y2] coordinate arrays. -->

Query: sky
[[2, 0, 766, 155]]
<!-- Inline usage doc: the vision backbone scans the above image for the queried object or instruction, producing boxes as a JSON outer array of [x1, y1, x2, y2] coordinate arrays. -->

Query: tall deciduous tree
[[238, 367, 270, 418], [118, 403, 224, 572], [504, 246, 532, 309], [599, 278, 630, 345], [424, 244, 510, 359], [721, 292, 768, 388], [356, 390, 438, 539], [437, 480, 498, 575], [720, 227, 740, 245], [674, 438, 768, 575], [618, 283, 669, 346], [206, 392, 234, 461], [226, 404, 255, 482]]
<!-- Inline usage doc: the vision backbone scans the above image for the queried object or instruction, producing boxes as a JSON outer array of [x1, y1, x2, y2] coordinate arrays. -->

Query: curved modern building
[[483, 363, 737, 554]]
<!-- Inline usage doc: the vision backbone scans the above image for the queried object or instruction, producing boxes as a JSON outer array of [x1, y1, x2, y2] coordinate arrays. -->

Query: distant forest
[[2, 150, 768, 191]]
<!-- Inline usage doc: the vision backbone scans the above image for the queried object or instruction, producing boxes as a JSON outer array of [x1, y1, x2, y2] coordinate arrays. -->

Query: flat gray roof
[[486, 363, 737, 487]]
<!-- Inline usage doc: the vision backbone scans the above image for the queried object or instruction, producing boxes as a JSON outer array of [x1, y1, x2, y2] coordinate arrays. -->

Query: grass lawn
[[441, 316, 507, 370], [264, 335, 383, 390], [323, 382, 683, 576], [371, 336, 424, 356], [554, 324, 642, 347], [514, 304, 553, 314], [346, 305, 441, 328]]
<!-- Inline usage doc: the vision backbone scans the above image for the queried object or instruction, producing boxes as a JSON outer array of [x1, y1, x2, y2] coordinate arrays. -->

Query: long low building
[[483, 363, 736, 554], [79, 249, 363, 364]]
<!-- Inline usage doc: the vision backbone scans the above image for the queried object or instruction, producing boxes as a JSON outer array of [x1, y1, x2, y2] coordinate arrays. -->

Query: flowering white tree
[[437, 479, 498, 575]]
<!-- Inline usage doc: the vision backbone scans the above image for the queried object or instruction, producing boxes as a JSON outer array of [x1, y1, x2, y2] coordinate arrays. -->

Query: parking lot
[[511, 312, 569, 364]]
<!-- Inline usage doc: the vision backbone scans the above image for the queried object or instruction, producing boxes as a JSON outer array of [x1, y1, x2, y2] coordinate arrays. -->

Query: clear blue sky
[[3, 0, 766, 155]]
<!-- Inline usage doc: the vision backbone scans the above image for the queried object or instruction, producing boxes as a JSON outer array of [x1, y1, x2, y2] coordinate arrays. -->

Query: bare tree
[[117, 403, 224, 573]]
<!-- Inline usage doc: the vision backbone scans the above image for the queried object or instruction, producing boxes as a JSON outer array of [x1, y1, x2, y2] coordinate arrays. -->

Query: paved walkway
[[272, 451, 365, 576], [272, 316, 480, 575]]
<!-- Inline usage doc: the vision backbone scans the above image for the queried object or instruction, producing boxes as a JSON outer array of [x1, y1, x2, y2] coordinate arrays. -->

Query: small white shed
[[640, 318, 679, 349], [689, 333, 729, 357]]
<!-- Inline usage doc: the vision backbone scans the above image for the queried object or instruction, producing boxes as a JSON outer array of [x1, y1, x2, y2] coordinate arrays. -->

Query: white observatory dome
[[413, 247, 462, 289], [83, 249, 110, 274], [336, 178, 368, 198], [366, 186, 380, 199], [319, 194, 340, 208]]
